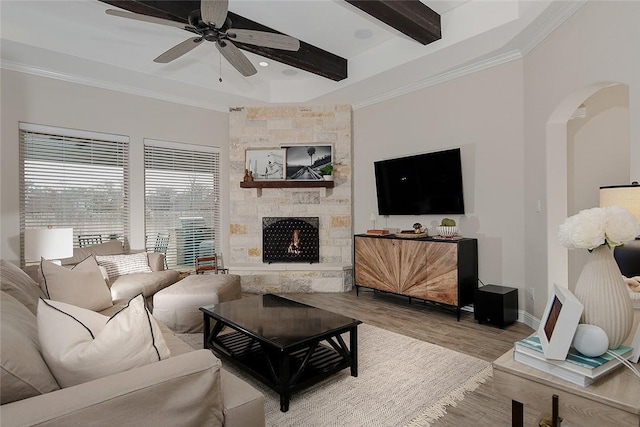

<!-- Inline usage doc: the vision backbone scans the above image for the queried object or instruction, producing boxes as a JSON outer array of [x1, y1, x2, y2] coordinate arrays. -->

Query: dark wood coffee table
[[200, 294, 362, 412]]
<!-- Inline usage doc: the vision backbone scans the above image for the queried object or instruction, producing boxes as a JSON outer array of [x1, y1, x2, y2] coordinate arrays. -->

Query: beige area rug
[[178, 324, 491, 427]]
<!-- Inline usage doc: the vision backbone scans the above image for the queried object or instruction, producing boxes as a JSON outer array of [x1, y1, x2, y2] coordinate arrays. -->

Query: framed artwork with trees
[[282, 144, 333, 181]]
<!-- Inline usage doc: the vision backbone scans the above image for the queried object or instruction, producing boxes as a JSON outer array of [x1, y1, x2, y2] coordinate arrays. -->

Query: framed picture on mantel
[[245, 148, 286, 180], [282, 144, 333, 180]]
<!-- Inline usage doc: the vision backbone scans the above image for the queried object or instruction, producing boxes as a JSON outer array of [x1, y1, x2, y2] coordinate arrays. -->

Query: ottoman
[[153, 274, 241, 333]]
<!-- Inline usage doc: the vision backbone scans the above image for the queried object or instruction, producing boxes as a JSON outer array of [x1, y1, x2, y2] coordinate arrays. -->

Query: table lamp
[[600, 182, 640, 237], [24, 227, 74, 263]]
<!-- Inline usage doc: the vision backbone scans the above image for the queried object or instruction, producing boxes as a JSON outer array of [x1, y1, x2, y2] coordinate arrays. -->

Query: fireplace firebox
[[262, 217, 319, 264]]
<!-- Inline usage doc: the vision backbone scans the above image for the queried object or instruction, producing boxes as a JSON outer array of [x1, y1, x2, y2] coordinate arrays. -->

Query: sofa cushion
[[41, 256, 113, 311], [59, 239, 125, 266], [37, 294, 171, 388], [0, 291, 60, 404], [96, 253, 153, 278], [0, 259, 47, 315], [109, 270, 180, 306]]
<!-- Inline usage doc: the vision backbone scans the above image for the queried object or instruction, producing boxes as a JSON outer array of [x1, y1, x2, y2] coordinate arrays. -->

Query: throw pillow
[[0, 259, 47, 315], [37, 293, 171, 388], [1, 291, 60, 404], [96, 252, 153, 278], [41, 256, 113, 311]]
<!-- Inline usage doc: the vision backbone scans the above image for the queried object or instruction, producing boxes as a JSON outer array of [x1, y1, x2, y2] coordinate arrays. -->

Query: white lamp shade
[[600, 185, 640, 223], [24, 228, 74, 261]]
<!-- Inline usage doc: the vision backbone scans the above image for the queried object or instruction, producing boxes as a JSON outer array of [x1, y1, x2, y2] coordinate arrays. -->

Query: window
[[19, 123, 130, 261], [144, 140, 220, 267]]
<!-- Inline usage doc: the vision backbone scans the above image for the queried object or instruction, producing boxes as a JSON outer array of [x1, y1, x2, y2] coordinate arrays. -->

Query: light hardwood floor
[[273, 289, 546, 426]]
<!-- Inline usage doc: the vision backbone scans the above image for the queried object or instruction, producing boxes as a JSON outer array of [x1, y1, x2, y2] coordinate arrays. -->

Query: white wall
[[523, 0, 640, 317], [354, 60, 526, 306], [0, 70, 229, 264]]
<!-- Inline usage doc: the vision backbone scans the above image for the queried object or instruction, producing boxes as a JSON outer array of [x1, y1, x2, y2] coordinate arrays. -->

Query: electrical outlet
[[527, 287, 535, 302]]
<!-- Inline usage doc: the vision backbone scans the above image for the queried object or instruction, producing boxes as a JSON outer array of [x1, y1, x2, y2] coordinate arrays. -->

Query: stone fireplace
[[228, 105, 353, 293], [262, 217, 319, 264]]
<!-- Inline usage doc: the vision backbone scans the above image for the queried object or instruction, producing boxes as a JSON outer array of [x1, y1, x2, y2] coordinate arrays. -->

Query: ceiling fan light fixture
[[105, 0, 300, 79]]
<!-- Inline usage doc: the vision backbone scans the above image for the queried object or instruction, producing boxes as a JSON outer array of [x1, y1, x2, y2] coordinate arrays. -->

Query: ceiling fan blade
[[154, 37, 203, 63], [201, 0, 228, 29], [227, 29, 301, 51], [106, 9, 191, 31], [216, 40, 257, 77]]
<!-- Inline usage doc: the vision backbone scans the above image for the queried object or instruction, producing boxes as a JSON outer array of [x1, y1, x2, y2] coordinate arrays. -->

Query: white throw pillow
[[95, 253, 153, 278], [41, 256, 113, 311], [37, 294, 171, 388]]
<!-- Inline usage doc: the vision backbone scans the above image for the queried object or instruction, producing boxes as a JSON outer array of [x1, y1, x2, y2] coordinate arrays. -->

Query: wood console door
[[354, 235, 477, 318]]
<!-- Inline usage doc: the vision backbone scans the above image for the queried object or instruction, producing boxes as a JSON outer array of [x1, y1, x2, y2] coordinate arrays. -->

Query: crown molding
[[352, 49, 523, 110], [0, 60, 230, 113], [519, 0, 586, 56]]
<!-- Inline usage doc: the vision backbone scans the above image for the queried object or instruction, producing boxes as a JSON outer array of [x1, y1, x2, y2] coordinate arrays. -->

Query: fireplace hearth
[[262, 217, 319, 264]]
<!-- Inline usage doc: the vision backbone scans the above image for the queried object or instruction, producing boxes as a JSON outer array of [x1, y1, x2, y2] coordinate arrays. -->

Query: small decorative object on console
[[413, 223, 423, 233], [394, 230, 427, 239], [437, 218, 459, 237]]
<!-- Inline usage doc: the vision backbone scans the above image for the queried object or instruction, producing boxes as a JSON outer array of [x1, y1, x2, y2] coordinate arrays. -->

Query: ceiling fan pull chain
[[219, 52, 223, 82]]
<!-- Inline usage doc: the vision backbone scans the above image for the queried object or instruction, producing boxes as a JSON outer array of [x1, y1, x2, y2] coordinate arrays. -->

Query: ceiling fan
[[106, 0, 301, 77]]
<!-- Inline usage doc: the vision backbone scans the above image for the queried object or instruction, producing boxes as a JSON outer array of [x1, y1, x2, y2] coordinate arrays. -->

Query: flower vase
[[573, 245, 633, 349]]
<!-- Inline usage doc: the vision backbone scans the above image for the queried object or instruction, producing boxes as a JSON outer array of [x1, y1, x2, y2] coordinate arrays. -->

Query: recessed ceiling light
[[354, 29, 373, 40], [282, 69, 298, 76], [258, 61, 269, 67]]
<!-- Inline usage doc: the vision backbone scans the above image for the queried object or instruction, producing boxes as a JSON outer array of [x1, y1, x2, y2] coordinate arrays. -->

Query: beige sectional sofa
[[0, 259, 265, 426]]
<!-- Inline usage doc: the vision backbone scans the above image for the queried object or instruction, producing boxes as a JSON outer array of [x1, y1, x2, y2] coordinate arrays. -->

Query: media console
[[353, 234, 478, 320]]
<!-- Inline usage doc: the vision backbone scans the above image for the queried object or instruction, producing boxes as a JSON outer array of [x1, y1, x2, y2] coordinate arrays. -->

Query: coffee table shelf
[[213, 331, 351, 395]]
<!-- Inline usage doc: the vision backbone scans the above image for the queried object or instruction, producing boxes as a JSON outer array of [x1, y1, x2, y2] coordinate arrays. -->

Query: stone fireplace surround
[[227, 105, 353, 293]]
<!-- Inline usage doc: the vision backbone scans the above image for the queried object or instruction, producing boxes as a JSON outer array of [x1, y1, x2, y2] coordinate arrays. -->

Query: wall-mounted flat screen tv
[[374, 148, 465, 215]]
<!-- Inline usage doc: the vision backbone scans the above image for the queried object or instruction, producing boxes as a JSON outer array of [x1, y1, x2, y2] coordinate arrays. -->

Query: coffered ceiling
[[0, 1, 584, 112]]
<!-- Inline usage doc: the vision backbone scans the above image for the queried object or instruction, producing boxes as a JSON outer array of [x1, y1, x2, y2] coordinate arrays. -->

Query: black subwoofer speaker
[[474, 284, 518, 328]]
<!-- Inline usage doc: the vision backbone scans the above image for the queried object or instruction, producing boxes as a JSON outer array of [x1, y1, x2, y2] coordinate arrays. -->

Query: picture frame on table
[[282, 144, 332, 181], [537, 284, 584, 360], [244, 148, 286, 181]]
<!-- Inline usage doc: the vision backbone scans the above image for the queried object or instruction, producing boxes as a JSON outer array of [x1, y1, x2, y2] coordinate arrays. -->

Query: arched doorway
[[546, 82, 630, 295]]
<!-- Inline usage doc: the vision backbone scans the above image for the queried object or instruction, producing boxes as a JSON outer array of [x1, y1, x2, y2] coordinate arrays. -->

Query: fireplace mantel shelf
[[240, 181, 334, 189]]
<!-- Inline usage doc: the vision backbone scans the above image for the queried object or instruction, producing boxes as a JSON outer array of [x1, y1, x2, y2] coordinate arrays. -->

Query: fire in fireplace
[[262, 217, 319, 263]]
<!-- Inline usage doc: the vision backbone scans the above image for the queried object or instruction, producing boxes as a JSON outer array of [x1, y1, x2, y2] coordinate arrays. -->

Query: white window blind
[[144, 140, 220, 267], [19, 123, 130, 261]]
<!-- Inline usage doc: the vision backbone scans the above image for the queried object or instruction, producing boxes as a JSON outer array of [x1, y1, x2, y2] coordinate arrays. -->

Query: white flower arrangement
[[558, 206, 640, 250]]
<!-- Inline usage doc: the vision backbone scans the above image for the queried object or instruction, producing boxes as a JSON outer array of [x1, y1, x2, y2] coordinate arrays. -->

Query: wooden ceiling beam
[[344, 0, 441, 45], [99, 0, 347, 81]]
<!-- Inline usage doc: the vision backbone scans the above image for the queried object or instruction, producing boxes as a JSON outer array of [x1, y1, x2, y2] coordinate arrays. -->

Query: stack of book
[[366, 229, 390, 235], [513, 335, 633, 387]]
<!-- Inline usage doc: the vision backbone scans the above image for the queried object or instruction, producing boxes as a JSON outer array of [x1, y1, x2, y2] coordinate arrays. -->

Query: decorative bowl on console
[[437, 226, 459, 237]]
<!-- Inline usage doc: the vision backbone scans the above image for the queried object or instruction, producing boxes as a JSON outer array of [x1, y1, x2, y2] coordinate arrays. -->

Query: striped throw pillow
[[95, 253, 153, 278]]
